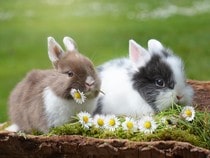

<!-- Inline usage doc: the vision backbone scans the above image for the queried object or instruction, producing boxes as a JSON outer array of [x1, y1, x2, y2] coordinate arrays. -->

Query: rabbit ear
[[48, 36, 64, 63], [63, 36, 77, 52], [129, 39, 150, 68], [148, 39, 164, 54]]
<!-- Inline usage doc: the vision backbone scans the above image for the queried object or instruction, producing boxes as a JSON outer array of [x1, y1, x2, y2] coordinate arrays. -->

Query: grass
[[1, 0, 210, 122]]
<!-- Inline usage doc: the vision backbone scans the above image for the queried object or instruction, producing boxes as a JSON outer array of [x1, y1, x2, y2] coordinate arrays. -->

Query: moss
[[153, 128, 205, 147], [49, 123, 208, 148], [0, 122, 9, 131]]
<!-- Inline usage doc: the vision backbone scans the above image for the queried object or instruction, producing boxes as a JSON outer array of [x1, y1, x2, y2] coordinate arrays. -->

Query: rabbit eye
[[155, 78, 165, 88], [65, 71, 74, 77]]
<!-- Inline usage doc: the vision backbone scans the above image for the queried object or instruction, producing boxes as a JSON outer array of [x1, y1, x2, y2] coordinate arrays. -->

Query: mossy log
[[0, 80, 210, 158]]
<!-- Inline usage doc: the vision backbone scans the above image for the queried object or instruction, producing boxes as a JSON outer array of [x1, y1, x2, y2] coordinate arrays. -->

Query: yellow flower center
[[83, 116, 89, 123], [97, 118, 104, 126], [74, 92, 81, 99], [109, 119, 116, 126], [144, 121, 151, 129], [126, 121, 133, 129], [185, 109, 192, 117]]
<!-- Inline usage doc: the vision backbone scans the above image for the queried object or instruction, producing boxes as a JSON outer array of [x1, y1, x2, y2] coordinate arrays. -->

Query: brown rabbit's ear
[[48, 36, 64, 63], [63, 36, 78, 52]]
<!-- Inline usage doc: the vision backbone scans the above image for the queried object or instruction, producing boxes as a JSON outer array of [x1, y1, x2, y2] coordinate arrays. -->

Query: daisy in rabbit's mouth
[[70, 89, 86, 104]]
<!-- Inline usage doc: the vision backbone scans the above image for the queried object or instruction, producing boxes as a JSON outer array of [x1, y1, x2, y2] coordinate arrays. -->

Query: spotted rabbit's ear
[[129, 39, 151, 68], [47, 36, 64, 63], [148, 39, 173, 57], [148, 39, 167, 55], [63, 36, 78, 52], [148, 39, 164, 53]]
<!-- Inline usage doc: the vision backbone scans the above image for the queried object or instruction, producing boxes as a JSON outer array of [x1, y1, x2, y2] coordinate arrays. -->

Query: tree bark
[[0, 80, 210, 158], [188, 80, 210, 111], [0, 132, 209, 158]]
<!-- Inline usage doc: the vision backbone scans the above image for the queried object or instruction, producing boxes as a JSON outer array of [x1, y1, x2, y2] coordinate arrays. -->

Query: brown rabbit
[[6, 36, 101, 133]]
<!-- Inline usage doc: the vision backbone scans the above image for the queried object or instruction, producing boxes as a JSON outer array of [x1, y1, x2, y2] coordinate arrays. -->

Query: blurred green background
[[1, 0, 210, 122]]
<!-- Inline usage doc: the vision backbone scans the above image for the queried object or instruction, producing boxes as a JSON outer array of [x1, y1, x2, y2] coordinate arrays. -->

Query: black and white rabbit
[[94, 39, 194, 117], [6, 36, 101, 133]]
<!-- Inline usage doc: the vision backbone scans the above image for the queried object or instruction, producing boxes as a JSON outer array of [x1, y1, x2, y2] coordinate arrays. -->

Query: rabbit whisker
[[99, 90, 105, 95]]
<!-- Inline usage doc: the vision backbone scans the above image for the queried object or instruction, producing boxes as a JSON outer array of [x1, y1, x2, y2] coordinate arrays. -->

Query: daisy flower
[[105, 115, 120, 132], [181, 106, 195, 121], [93, 114, 106, 129], [122, 117, 138, 132], [138, 116, 157, 134], [77, 111, 92, 129], [70, 89, 86, 104]]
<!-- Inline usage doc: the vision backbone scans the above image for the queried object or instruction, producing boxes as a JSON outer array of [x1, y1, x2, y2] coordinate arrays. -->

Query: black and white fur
[[94, 39, 193, 117]]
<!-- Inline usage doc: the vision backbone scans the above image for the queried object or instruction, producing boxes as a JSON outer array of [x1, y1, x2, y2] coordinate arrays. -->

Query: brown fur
[[8, 37, 101, 133]]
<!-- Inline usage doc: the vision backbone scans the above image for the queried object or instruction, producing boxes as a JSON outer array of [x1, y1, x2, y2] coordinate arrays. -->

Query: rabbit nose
[[176, 95, 183, 100], [85, 82, 94, 88], [85, 76, 95, 89], [85, 82, 95, 91]]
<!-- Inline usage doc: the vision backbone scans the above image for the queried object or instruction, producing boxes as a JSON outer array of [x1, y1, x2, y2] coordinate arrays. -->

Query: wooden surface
[[0, 132, 209, 158]]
